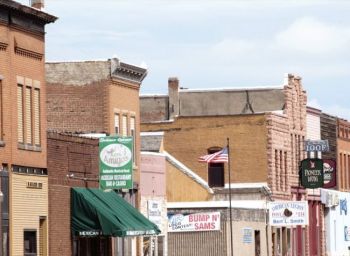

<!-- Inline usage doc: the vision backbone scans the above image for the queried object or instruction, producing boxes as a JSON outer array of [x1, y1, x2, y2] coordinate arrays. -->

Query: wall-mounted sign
[[242, 228, 253, 244], [345, 226, 350, 241], [300, 158, 324, 189], [99, 136, 133, 190], [26, 182, 43, 189], [168, 212, 220, 232], [323, 159, 337, 188], [269, 201, 308, 227], [304, 140, 329, 152], [148, 200, 163, 231]]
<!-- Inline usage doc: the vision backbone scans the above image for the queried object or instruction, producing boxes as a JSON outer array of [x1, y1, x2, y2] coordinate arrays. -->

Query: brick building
[[47, 132, 100, 256], [337, 118, 350, 192], [140, 74, 324, 256], [0, 1, 56, 255], [47, 132, 160, 256], [45, 59, 149, 256], [46, 59, 146, 186]]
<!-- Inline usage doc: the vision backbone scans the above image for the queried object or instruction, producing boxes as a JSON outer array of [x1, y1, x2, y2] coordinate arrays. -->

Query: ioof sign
[[168, 212, 220, 232], [304, 140, 329, 152], [269, 201, 308, 227]]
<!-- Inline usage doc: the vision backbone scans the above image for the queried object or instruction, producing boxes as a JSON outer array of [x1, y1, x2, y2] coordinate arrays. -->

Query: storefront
[[71, 188, 160, 256], [11, 166, 49, 256], [167, 201, 269, 256], [321, 189, 350, 255]]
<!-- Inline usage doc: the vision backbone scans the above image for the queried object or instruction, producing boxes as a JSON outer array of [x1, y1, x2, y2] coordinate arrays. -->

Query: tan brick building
[[140, 74, 324, 256], [0, 1, 56, 255]]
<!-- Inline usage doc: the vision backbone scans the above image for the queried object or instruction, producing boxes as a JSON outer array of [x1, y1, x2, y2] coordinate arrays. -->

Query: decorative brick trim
[[0, 42, 8, 51], [15, 46, 43, 60]]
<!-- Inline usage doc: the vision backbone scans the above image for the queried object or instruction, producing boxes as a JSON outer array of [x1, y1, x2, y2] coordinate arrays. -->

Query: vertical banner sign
[[99, 136, 133, 190], [300, 158, 324, 189]]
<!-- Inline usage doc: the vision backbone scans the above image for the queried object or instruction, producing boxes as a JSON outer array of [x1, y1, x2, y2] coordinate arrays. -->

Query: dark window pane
[[208, 163, 224, 187], [24, 230, 36, 255]]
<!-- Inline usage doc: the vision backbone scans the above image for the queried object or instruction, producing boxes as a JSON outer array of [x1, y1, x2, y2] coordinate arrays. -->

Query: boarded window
[[33, 89, 40, 146], [114, 114, 120, 134], [130, 117, 136, 164], [122, 115, 127, 137], [17, 85, 24, 143], [0, 80, 2, 140], [25, 86, 32, 144]]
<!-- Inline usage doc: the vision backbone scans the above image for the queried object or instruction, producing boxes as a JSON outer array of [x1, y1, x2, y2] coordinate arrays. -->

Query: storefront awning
[[71, 187, 160, 237]]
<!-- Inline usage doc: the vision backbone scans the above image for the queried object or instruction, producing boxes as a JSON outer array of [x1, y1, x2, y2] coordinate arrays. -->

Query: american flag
[[198, 147, 229, 163]]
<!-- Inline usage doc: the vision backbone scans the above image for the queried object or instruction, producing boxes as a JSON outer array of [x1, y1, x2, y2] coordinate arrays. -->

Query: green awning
[[71, 187, 161, 237]]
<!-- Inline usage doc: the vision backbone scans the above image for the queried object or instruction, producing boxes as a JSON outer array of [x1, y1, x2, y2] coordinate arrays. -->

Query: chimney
[[168, 77, 179, 120], [31, 0, 44, 10]]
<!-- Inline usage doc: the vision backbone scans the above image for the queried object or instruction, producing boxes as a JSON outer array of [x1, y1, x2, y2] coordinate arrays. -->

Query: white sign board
[[148, 200, 163, 230], [168, 212, 220, 232], [269, 201, 309, 227]]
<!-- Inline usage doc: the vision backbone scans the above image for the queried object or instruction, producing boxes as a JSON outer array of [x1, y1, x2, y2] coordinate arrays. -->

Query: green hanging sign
[[99, 136, 133, 190], [300, 158, 324, 189]]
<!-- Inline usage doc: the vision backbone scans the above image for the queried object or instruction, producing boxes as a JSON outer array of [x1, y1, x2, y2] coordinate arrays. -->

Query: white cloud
[[275, 17, 350, 54]]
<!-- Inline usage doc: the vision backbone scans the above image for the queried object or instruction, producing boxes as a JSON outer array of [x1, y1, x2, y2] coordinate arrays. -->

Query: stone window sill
[[18, 143, 42, 152]]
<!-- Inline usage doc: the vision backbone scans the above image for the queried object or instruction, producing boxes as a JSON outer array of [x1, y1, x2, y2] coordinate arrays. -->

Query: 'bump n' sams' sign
[[300, 158, 324, 189], [168, 212, 221, 232]]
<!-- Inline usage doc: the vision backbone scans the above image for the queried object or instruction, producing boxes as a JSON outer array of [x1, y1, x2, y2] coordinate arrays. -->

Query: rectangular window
[[17, 80, 41, 147], [284, 151, 288, 192], [0, 79, 2, 140], [33, 89, 40, 146], [24, 230, 37, 256], [130, 117, 136, 164], [17, 85, 24, 143], [340, 153, 343, 188], [25, 86, 32, 145], [122, 115, 127, 137], [207, 148, 225, 187], [275, 149, 279, 190], [114, 113, 120, 134]]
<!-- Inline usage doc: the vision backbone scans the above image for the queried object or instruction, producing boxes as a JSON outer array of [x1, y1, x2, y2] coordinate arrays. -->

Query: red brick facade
[[47, 132, 99, 256], [337, 119, 350, 192], [0, 2, 56, 255], [47, 81, 108, 133]]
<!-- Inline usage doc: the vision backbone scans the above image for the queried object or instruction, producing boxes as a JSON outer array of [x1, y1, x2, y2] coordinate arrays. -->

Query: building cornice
[[0, 0, 57, 24], [110, 58, 147, 85]]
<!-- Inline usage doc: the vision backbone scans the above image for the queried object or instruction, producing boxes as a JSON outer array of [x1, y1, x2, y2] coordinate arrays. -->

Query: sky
[[19, 0, 350, 119]]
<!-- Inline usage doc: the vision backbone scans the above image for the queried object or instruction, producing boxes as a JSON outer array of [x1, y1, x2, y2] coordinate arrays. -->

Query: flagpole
[[227, 137, 234, 256]]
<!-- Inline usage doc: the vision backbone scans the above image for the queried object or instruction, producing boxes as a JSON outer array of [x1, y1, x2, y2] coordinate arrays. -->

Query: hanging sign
[[323, 159, 337, 188], [168, 212, 220, 232], [269, 201, 308, 226], [300, 158, 324, 189], [99, 136, 133, 190], [304, 140, 329, 152]]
